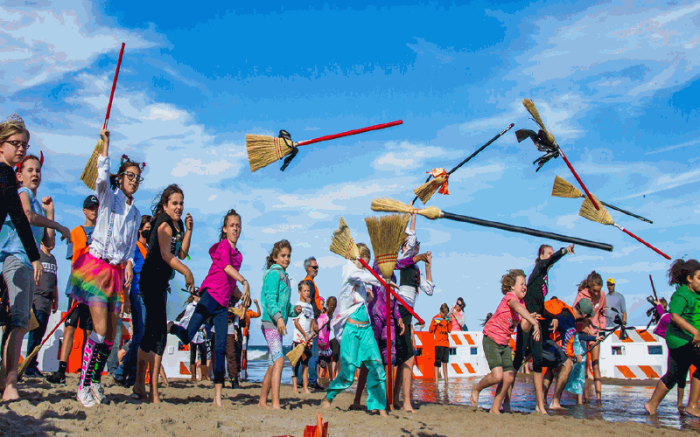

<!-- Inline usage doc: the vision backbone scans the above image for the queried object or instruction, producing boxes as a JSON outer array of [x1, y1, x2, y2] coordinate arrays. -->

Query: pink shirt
[[574, 288, 606, 334], [483, 292, 523, 346], [450, 306, 464, 332], [200, 240, 243, 307]]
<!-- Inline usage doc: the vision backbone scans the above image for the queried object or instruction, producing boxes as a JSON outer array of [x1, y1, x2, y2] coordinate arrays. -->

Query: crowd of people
[[1, 114, 700, 421]]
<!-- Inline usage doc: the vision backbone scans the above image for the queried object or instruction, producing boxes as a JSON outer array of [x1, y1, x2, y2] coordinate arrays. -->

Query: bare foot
[[213, 396, 222, 407], [2, 386, 19, 401], [401, 403, 415, 413], [678, 404, 685, 413], [304, 389, 311, 394], [501, 403, 511, 413], [258, 401, 269, 409], [292, 389, 298, 394], [490, 408, 501, 415], [644, 402, 656, 415], [271, 402, 281, 409], [378, 409, 388, 418], [132, 385, 149, 400], [535, 405, 549, 415], [470, 387, 479, 408], [685, 405, 700, 418], [549, 401, 564, 410], [321, 398, 332, 409]]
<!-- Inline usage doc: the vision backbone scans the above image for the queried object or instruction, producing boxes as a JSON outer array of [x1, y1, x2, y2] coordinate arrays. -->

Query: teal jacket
[[261, 264, 297, 325]]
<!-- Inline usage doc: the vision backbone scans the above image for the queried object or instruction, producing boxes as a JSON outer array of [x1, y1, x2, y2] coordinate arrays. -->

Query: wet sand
[[0, 374, 692, 437]]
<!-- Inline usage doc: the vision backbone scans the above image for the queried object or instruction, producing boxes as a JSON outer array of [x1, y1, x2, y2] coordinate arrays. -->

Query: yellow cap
[[607, 278, 615, 284]]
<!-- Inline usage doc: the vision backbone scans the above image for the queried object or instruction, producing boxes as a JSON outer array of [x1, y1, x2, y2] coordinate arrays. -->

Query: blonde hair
[[356, 242, 371, 261], [0, 120, 29, 145], [501, 269, 526, 295]]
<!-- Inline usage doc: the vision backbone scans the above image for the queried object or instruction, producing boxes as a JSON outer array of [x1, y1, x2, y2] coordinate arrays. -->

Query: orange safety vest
[[544, 298, 574, 343], [70, 226, 89, 262]]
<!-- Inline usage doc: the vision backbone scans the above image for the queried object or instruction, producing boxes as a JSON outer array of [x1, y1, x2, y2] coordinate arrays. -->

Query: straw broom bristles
[[371, 198, 442, 220], [579, 194, 614, 226], [245, 134, 295, 172], [364, 214, 410, 279], [552, 175, 583, 199], [79, 139, 104, 190], [329, 216, 360, 261], [228, 306, 245, 318], [18, 346, 41, 377], [522, 99, 557, 146], [286, 342, 306, 367], [413, 176, 445, 204]]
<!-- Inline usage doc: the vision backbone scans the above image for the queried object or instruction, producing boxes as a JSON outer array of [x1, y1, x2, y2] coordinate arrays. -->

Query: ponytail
[[265, 239, 292, 270]]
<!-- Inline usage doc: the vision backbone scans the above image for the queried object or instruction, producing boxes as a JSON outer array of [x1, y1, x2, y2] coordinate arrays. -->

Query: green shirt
[[666, 285, 700, 350]]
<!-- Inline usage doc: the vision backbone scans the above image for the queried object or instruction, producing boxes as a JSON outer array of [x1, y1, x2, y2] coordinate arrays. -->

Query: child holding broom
[[291, 280, 315, 394], [70, 126, 142, 407], [322, 243, 394, 417], [470, 269, 540, 414], [258, 239, 300, 409], [168, 209, 250, 407]]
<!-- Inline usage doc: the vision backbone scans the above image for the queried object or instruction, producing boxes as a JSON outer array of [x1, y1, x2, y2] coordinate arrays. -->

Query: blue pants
[[170, 291, 228, 383], [114, 293, 146, 384], [298, 337, 319, 385], [26, 309, 50, 370]]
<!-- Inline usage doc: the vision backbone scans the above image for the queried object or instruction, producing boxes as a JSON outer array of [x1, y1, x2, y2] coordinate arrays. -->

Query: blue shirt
[[131, 242, 146, 296], [0, 187, 45, 267]]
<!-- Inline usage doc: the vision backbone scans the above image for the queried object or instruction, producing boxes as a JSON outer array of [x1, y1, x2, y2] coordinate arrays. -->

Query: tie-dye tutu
[[69, 252, 124, 313]]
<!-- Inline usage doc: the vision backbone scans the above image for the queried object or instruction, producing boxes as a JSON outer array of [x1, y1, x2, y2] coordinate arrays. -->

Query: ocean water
[[246, 346, 698, 431]]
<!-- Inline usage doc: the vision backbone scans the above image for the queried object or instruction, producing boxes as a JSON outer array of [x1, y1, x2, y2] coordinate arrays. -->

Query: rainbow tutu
[[70, 252, 124, 312]]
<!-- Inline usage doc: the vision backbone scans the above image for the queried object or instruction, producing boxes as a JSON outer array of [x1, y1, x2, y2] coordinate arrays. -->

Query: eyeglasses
[[3, 140, 30, 150], [120, 171, 144, 184]]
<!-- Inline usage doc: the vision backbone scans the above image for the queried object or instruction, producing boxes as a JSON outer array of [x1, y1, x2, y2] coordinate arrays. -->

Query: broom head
[[286, 342, 307, 367], [330, 216, 360, 261], [365, 213, 410, 279], [371, 197, 442, 220], [79, 139, 104, 190], [522, 99, 556, 145], [18, 345, 41, 378], [228, 306, 245, 318], [552, 175, 583, 199], [245, 134, 296, 172], [413, 176, 445, 204], [579, 194, 613, 226]]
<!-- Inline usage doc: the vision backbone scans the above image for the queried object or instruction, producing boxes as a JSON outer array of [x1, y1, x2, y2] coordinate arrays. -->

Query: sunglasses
[[120, 171, 144, 184], [4, 140, 30, 150], [310, 266, 319, 270]]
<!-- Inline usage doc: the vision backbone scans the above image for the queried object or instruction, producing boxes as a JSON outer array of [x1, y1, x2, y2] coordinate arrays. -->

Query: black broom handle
[[440, 211, 613, 252], [600, 200, 653, 224], [410, 123, 515, 206]]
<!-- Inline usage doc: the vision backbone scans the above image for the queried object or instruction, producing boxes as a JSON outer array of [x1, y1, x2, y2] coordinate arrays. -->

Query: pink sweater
[[574, 288, 606, 334], [199, 240, 243, 307]]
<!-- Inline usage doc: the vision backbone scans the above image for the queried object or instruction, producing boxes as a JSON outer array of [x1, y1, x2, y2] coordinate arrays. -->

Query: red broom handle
[[296, 120, 403, 147], [357, 258, 425, 324], [104, 43, 126, 129], [386, 271, 393, 408], [558, 148, 600, 210], [618, 226, 671, 260], [39, 301, 79, 348]]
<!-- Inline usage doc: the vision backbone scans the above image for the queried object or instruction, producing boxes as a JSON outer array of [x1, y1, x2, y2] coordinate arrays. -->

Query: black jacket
[[524, 248, 566, 316], [0, 162, 40, 263]]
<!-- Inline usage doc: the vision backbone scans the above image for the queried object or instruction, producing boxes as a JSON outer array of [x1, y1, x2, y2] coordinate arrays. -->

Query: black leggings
[[661, 342, 700, 389], [513, 321, 550, 373], [140, 286, 168, 356], [190, 342, 207, 366]]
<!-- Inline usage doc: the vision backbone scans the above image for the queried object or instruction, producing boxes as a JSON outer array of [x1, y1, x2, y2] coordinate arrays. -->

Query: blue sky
[[2, 0, 699, 344]]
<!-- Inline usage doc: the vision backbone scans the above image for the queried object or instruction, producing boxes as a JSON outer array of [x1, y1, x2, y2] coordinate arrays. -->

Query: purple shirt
[[368, 258, 414, 343], [654, 305, 672, 338], [200, 240, 243, 307]]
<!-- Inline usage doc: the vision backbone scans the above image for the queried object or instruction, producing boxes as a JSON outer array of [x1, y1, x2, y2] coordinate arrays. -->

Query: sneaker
[[90, 382, 109, 405], [24, 367, 37, 377], [33, 368, 45, 378], [46, 372, 66, 385], [77, 386, 97, 408], [230, 378, 240, 389], [112, 375, 128, 388]]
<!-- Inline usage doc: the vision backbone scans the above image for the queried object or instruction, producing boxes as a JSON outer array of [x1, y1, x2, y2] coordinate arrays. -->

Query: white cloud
[[371, 141, 453, 172]]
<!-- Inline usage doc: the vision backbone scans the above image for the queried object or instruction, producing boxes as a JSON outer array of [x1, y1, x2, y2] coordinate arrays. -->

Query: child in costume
[[70, 126, 143, 407], [258, 239, 299, 409], [471, 269, 540, 414], [322, 243, 391, 416], [292, 280, 315, 394]]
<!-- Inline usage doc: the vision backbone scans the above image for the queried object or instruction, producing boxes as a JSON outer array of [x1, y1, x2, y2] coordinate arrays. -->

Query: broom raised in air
[[246, 120, 403, 172], [412, 123, 515, 204], [80, 42, 126, 190], [329, 217, 425, 325], [18, 301, 79, 378], [371, 197, 614, 252], [578, 195, 670, 259], [516, 99, 600, 211], [552, 176, 653, 224]]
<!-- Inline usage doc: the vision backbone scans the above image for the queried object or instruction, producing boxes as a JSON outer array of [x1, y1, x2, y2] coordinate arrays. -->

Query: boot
[[200, 364, 210, 381], [231, 377, 240, 389], [190, 364, 197, 382]]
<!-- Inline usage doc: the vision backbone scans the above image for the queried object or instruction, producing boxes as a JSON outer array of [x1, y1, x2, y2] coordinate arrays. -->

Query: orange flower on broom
[[428, 168, 450, 195]]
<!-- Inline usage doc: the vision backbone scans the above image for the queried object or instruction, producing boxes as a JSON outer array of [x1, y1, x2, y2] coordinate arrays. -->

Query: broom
[[18, 301, 79, 378], [371, 197, 614, 251], [552, 176, 653, 224], [228, 306, 245, 318], [246, 120, 403, 172], [578, 195, 670, 259], [328, 217, 425, 325], [412, 123, 515, 204], [80, 42, 126, 190], [286, 342, 307, 367], [520, 99, 601, 211]]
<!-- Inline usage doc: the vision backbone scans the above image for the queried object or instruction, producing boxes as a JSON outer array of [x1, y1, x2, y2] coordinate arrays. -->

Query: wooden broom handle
[[296, 120, 403, 147], [558, 148, 600, 210], [104, 42, 126, 129], [40, 301, 79, 348], [357, 258, 425, 325], [615, 225, 671, 260]]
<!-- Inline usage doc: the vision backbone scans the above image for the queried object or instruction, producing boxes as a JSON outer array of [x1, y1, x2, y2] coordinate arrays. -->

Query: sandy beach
[[0, 374, 691, 437]]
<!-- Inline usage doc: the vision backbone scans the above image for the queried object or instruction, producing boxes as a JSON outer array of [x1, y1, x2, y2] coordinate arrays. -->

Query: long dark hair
[[577, 271, 603, 292], [536, 244, 553, 262], [219, 209, 241, 241], [326, 296, 337, 319], [668, 259, 700, 287], [110, 155, 145, 190], [265, 239, 292, 269], [150, 184, 183, 227]]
